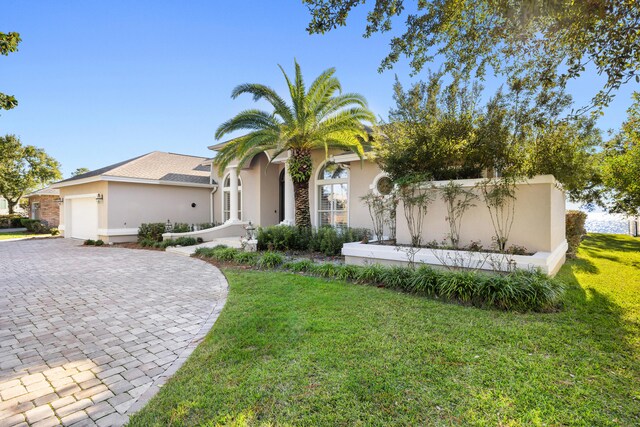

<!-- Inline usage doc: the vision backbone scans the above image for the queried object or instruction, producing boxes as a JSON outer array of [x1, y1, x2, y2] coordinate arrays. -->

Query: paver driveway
[[0, 238, 228, 426]]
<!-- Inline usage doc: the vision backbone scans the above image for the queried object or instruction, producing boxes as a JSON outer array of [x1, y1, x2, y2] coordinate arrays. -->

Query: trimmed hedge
[[138, 223, 167, 242], [195, 246, 564, 312], [566, 210, 587, 257], [257, 225, 370, 256], [139, 236, 198, 249], [20, 218, 52, 234], [0, 214, 25, 228]]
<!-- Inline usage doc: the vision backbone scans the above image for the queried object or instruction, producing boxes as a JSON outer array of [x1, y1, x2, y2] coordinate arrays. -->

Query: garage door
[[69, 198, 98, 240]]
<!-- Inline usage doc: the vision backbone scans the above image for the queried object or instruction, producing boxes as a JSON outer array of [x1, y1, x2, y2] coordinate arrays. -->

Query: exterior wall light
[[55, 197, 64, 204], [96, 194, 104, 202]]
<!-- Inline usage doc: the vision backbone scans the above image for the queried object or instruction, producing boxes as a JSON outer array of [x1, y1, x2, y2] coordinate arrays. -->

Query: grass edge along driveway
[[129, 234, 639, 426]]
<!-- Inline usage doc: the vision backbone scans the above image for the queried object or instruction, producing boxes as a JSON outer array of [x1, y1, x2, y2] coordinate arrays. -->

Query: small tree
[[0, 135, 61, 214], [361, 189, 398, 244], [478, 178, 517, 253], [361, 192, 386, 243], [440, 181, 477, 248], [397, 176, 435, 248], [384, 192, 398, 244]]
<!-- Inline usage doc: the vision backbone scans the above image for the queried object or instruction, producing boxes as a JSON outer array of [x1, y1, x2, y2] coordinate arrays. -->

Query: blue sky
[[1, 0, 637, 177]]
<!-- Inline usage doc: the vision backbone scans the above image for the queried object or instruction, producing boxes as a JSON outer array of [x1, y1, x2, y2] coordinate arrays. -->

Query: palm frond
[[317, 93, 371, 120], [215, 109, 280, 140], [231, 83, 294, 124], [307, 68, 340, 111]]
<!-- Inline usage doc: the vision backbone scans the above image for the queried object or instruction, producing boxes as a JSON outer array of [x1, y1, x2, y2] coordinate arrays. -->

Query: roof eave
[[52, 175, 214, 189]]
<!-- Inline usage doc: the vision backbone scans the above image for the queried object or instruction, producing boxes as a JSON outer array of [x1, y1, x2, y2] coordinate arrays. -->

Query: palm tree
[[214, 60, 375, 228]]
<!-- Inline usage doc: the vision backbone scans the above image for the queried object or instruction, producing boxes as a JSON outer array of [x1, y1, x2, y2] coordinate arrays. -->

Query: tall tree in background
[[304, 0, 640, 112], [0, 135, 61, 214], [0, 32, 21, 111], [374, 73, 601, 197], [214, 61, 375, 227], [71, 167, 91, 177], [600, 93, 640, 216]]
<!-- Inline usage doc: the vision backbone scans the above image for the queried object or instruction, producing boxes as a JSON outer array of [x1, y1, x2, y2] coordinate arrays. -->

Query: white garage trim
[[97, 228, 139, 236], [64, 193, 100, 200]]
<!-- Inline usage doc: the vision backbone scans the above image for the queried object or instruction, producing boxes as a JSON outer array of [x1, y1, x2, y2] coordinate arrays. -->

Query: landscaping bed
[[128, 234, 640, 426], [195, 246, 563, 312]]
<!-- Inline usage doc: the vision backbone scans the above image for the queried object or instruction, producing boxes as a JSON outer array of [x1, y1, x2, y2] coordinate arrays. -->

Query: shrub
[[566, 210, 587, 257], [309, 262, 338, 277], [197, 222, 217, 230], [257, 251, 284, 269], [214, 247, 241, 262], [407, 265, 440, 294], [138, 223, 166, 242], [506, 244, 528, 255], [195, 247, 212, 256], [172, 223, 191, 233], [355, 264, 386, 284], [49, 228, 60, 236], [257, 225, 312, 251], [234, 251, 259, 266], [174, 237, 197, 246], [196, 237, 204, 244], [19, 218, 50, 234], [283, 259, 314, 273], [139, 238, 155, 248], [317, 227, 343, 256], [95, 239, 105, 246], [0, 214, 25, 228], [257, 225, 370, 256], [381, 265, 414, 289], [334, 264, 360, 281], [152, 238, 197, 249], [84, 239, 95, 245], [437, 271, 479, 302]]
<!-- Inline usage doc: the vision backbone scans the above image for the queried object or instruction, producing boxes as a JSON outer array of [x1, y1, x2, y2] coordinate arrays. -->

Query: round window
[[376, 176, 393, 195]]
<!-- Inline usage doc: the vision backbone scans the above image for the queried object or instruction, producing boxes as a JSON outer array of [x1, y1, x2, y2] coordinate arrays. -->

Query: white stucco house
[[52, 152, 214, 242], [52, 144, 568, 274], [166, 141, 566, 274]]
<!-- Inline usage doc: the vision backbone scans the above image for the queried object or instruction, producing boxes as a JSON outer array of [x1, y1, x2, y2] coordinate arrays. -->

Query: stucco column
[[281, 162, 295, 225], [228, 166, 240, 223]]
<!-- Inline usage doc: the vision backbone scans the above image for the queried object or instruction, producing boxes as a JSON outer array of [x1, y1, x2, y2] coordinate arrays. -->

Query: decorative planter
[[342, 240, 568, 276]]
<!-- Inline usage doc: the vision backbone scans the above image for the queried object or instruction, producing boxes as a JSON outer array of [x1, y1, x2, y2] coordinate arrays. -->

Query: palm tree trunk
[[289, 148, 313, 228], [293, 181, 311, 228]]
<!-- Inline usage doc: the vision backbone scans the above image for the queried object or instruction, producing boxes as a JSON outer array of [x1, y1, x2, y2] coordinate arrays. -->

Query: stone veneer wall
[[30, 195, 60, 227]]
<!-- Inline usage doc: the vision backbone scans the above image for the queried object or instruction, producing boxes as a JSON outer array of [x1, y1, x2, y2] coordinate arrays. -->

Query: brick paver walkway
[[0, 239, 227, 426]]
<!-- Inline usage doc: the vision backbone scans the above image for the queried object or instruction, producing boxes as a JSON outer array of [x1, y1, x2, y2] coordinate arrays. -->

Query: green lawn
[[0, 231, 49, 240], [129, 234, 639, 426]]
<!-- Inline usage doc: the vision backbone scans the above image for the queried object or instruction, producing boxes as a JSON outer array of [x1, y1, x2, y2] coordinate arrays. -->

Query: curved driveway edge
[[0, 239, 228, 427]]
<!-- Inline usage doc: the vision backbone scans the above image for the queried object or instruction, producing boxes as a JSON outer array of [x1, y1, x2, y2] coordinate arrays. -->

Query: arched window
[[222, 174, 242, 222], [317, 162, 348, 227]]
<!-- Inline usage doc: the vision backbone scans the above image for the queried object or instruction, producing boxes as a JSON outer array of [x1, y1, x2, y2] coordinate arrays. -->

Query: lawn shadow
[[559, 259, 638, 365], [582, 233, 640, 253], [569, 257, 599, 274]]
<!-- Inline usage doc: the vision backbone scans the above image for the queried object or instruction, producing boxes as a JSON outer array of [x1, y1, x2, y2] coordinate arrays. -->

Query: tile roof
[[57, 151, 212, 186], [26, 186, 60, 197]]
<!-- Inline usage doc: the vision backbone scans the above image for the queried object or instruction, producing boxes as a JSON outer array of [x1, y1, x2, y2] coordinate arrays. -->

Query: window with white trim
[[317, 163, 348, 227], [222, 174, 242, 222]]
